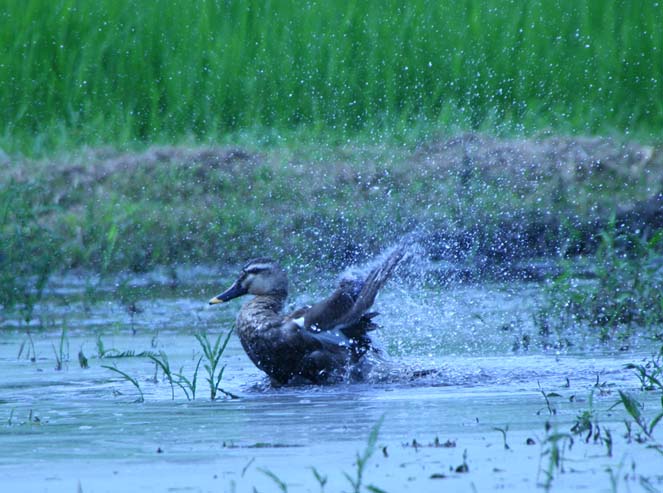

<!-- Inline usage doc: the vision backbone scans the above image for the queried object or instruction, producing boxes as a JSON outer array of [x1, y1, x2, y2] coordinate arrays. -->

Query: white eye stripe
[[245, 263, 272, 272]]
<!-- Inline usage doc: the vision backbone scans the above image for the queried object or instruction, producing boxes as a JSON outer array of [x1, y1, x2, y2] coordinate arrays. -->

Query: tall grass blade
[[102, 364, 144, 403]]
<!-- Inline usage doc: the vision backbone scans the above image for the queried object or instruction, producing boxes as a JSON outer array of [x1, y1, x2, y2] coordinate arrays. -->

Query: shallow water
[[1, 268, 662, 492]]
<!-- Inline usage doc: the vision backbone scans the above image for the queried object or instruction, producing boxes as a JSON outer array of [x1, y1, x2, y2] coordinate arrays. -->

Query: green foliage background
[[1, 0, 662, 154]]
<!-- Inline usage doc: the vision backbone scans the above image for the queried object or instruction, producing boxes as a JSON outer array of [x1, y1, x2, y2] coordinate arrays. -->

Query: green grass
[[195, 331, 234, 400], [537, 222, 663, 343], [1, 0, 662, 155]]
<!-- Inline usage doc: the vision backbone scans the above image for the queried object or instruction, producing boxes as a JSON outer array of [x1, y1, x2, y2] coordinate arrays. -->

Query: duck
[[208, 243, 409, 385]]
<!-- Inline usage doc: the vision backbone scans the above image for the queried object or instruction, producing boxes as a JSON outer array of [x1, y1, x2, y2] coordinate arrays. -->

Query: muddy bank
[[2, 133, 662, 276], [416, 134, 661, 265]]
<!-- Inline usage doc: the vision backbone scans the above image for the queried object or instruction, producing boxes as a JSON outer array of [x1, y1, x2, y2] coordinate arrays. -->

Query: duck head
[[209, 258, 288, 304]]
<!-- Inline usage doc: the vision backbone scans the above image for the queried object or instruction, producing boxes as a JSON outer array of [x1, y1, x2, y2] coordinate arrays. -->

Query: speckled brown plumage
[[209, 244, 409, 385]]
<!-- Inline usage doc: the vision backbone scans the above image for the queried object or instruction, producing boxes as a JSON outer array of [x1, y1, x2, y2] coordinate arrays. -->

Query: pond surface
[[1, 267, 662, 492]]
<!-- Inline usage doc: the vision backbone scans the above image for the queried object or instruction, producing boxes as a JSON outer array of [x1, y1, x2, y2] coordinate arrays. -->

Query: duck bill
[[209, 280, 247, 305]]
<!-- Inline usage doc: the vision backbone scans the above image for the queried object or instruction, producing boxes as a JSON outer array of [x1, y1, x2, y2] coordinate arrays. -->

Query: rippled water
[[1, 268, 661, 492]]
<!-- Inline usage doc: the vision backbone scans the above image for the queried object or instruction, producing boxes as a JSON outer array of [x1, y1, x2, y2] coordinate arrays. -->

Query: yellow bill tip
[[208, 297, 224, 305]]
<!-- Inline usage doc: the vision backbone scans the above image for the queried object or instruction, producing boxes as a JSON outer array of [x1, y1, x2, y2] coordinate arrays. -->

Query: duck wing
[[303, 240, 410, 333], [302, 281, 359, 331]]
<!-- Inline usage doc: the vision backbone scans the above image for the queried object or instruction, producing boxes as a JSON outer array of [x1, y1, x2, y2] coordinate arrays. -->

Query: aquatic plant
[[605, 459, 626, 493], [52, 326, 70, 371], [567, 390, 617, 458], [195, 331, 234, 401], [493, 426, 510, 450], [102, 363, 145, 403], [538, 424, 575, 491], [113, 276, 144, 334], [537, 382, 560, 416], [617, 346, 663, 451], [344, 417, 385, 493], [454, 449, 470, 474], [259, 468, 289, 493], [148, 351, 175, 400], [570, 390, 596, 439], [626, 346, 663, 392], [95, 336, 110, 359], [309, 467, 328, 493], [250, 420, 386, 492], [617, 391, 663, 444], [26, 409, 42, 425], [639, 475, 661, 493], [78, 348, 89, 369], [95, 335, 156, 359], [538, 225, 663, 343], [570, 409, 596, 441], [603, 427, 614, 458], [174, 357, 203, 401], [148, 350, 207, 401], [17, 330, 36, 362]]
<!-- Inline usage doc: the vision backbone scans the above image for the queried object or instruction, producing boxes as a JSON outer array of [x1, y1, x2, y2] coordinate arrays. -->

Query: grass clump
[[627, 346, 663, 392], [17, 331, 37, 363], [196, 331, 234, 400], [537, 223, 663, 343], [96, 336, 156, 359], [619, 347, 663, 450], [257, 418, 387, 493], [98, 334, 232, 402], [148, 350, 204, 401]]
